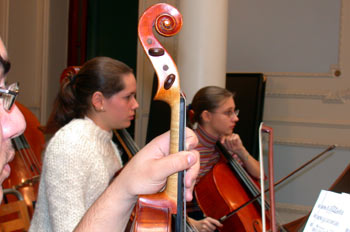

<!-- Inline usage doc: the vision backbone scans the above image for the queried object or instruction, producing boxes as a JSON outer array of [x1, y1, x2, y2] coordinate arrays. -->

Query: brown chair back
[[0, 189, 30, 232]]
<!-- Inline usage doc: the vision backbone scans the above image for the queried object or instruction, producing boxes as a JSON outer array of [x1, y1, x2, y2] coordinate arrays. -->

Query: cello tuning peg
[[148, 47, 165, 57]]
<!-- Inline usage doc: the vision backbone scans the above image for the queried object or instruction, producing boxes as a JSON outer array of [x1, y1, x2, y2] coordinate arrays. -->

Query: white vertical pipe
[[178, 0, 228, 102]]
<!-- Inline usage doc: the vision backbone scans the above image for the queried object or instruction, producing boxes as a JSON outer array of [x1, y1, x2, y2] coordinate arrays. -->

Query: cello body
[[195, 139, 273, 232], [195, 160, 267, 232]]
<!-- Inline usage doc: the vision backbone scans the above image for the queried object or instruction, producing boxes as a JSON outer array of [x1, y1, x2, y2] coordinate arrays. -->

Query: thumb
[[154, 150, 198, 180]]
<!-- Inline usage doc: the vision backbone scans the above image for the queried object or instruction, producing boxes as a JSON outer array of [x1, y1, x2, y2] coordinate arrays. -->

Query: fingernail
[[187, 153, 193, 164]]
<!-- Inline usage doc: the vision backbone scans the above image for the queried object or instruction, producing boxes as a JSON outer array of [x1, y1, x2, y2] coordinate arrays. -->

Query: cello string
[[18, 135, 41, 175], [217, 142, 270, 208], [12, 137, 32, 174], [232, 156, 261, 197], [113, 129, 135, 161], [12, 134, 41, 189], [19, 134, 42, 173], [218, 142, 257, 194], [118, 129, 139, 155]]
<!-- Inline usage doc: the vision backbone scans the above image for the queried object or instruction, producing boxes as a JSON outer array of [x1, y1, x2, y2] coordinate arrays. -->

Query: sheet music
[[304, 190, 350, 232]]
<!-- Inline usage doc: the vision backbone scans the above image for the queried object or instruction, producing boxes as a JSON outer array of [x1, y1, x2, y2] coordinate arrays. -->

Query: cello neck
[[113, 129, 139, 161], [164, 95, 181, 203]]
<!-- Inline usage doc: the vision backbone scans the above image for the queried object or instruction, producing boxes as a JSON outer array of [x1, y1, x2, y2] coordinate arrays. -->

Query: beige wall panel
[[0, 0, 9, 42], [44, 0, 69, 123], [227, 0, 350, 206], [0, 0, 68, 122], [7, 0, 43, 117]]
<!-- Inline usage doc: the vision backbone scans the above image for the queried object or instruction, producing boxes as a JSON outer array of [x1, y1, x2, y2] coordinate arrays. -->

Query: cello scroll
[[133, 3, 186, 231]]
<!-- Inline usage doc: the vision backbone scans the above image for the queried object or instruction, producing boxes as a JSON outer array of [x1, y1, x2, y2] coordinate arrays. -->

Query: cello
[[194, 123, 336, 231], [194, 125, 277, 232], [1, 101, 45, 217], [132, 3, 194, 231]]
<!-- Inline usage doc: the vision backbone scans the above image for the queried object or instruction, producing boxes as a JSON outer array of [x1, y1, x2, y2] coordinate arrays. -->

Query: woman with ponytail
[[29, 57, 139, 232]]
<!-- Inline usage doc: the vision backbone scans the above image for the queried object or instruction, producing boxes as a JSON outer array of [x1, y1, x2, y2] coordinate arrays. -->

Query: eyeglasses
[[213, 109, 239, 118], [0, 82, 19, 112], [0, 56, 11, 75]]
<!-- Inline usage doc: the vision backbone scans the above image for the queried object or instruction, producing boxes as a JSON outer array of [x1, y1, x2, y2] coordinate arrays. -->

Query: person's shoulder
[[47, 118, 94, 146], [43, 118, 99, 162], [63, 117, 94, 131], [58, 118, 96, 134]]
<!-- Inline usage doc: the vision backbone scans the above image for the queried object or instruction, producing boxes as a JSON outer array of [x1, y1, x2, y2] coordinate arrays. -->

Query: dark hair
[[189, 86, 234, 126], [44, 57, 133, 134]]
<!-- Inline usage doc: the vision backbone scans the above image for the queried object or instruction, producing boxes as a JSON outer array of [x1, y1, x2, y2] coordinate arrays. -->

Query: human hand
[[220, 132, 261, 178], [188, 216, 223, 232], [73, 129, 199, 232], [220, 133, 245, 155], [118, 128, 200, 201]]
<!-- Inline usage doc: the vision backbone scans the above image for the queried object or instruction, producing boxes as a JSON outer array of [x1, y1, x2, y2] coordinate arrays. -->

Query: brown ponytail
[[43, 57, 133, 134]]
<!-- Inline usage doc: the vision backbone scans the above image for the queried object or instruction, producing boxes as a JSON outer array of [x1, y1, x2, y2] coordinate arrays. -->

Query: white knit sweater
[[29, 117, 122, 232]]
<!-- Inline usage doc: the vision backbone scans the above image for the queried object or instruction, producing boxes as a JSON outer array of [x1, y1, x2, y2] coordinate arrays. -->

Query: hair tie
[[187, 103, 192, 110], [188, 109, 195, 125], [187, 104, 195, 124], [69, 74, 77, 85]]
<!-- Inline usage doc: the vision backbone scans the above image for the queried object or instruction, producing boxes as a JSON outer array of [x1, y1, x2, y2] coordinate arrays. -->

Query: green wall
[[87, 1, 139, 71]]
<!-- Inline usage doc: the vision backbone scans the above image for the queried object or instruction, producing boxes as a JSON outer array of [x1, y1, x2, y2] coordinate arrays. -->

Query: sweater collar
[[84, 116, 113, 141]]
